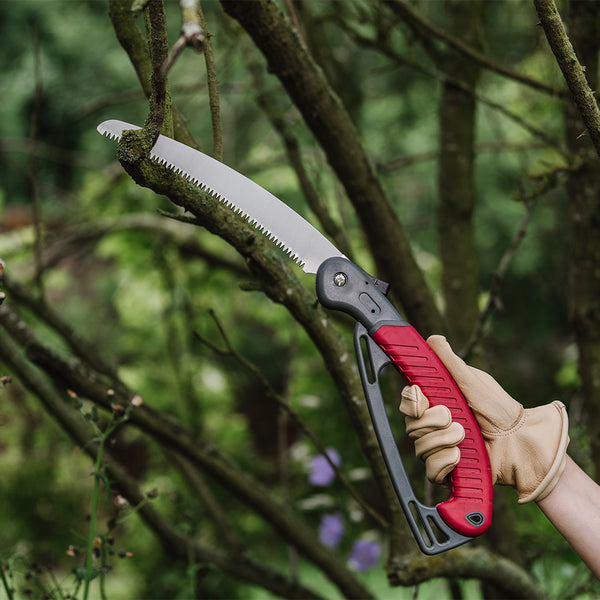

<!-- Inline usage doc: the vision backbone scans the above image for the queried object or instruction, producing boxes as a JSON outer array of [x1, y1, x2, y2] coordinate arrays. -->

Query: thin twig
[[160, 1, 205, 78], [28, 25, 45, 296], [460, 199, 536, 360], [339, 17, 564, 154], [161, 35, 188, 78], [378, 141, 547, 174], [195, 309, 389, 529], [195, 3, 223, 160], [386, 0, 566, 98]]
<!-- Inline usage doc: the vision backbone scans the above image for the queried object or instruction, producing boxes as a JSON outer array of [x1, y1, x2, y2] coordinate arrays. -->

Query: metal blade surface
[[97, 120, 345, 273]]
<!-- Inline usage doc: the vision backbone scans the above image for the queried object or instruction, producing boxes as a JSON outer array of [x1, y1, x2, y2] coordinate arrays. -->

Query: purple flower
[[308, 448, 340, 486], [348, 539, 381, 572], [319, 513, 344, 548]]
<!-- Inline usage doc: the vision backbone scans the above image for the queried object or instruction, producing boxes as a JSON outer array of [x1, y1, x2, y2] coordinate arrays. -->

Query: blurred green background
[[0, 0, 597, 598]]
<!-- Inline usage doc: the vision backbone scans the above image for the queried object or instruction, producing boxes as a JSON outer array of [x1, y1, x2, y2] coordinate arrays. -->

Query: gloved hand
[[399, 335, 570, 504]]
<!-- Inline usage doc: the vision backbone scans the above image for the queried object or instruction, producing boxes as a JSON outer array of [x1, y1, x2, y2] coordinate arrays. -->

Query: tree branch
[[386, 0, 565, 98], [533, 0, 600, 158], [108, 0, 198, 148], [143, 0, 171, 141], [220, 0, 445, 337], [0, 301, 374, 599], [389, 546, 543, 599], [0, 328, 327, 600], [195, 308, 388, 529]]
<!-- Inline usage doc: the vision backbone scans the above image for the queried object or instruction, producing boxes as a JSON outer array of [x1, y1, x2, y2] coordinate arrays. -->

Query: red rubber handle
[[371, 324, 493, 536]]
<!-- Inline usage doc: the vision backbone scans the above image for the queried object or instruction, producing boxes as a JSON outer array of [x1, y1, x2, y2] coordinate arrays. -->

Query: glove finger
[[405, 404, 452, 438], [414, 422, 465, 460], [425, 447, 461, 485], [399, 385, 429, 419]]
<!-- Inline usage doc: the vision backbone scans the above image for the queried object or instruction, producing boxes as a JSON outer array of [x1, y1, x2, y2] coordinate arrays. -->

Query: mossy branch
[[533, 0, 600, 158], [0, 301, 373, 600], [143, 0, 171, 141], [0, 324, 328, 600], [388, 546, 543, 598], [108, 0, 197, 148], [220, 0, 444, 337]]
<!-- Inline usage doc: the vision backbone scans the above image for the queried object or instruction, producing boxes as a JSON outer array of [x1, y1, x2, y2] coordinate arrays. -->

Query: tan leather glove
[[399, 335, 570, 504]]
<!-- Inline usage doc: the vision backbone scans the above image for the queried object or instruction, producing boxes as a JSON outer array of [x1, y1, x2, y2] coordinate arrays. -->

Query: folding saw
[[98, 120, 493, 554]]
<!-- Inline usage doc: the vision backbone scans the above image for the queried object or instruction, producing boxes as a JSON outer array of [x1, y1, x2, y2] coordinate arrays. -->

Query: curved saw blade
[[97, 120, 345, 273]]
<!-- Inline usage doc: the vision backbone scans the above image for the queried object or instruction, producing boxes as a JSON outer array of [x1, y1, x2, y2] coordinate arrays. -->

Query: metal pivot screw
[[333, 272, 347, 287]]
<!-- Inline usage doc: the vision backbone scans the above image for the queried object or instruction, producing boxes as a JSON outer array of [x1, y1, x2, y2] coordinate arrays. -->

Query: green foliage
[[0, 0, 599, 598]]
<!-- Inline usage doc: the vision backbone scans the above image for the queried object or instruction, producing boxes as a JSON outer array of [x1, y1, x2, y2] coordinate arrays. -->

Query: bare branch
[[386, 0, 566, 98], [195, 309, 389, 529], [0, 301, 374, 599], [533, 0, 600, 158], [461, 199, 536, 361], [0, 327, 326, 600]]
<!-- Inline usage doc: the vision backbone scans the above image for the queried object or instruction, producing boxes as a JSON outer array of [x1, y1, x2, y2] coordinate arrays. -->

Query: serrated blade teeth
[[97, 119, 345, 273]]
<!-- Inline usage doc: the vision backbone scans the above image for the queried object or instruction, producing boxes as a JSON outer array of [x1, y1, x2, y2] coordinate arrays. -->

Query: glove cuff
[[518, 401, 570, 504]]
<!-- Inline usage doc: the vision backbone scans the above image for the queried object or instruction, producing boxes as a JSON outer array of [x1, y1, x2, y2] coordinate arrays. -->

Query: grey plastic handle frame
[[354, 322, 473, 554]]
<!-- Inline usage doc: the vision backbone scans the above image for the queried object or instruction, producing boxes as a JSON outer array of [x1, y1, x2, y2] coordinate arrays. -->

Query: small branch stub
[[162, 0, 206, 77]]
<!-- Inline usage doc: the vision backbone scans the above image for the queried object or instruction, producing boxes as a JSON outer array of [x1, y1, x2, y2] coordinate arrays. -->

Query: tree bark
[[534, 0, 600, 158], [220, 0, 445, 337], [0, 325, 328, 600], [563, 0, 600, 476], [437, 0, 483, 350]]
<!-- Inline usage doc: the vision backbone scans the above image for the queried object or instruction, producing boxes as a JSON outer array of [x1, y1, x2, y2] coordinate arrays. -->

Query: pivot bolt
[[333, 272, 347, 287]]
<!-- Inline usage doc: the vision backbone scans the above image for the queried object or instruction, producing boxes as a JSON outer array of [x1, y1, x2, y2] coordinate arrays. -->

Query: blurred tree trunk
[[436, 0, 523, 578], [437, 0, 483, 351], [564, 0, 600, 476], [221, 0, 446, 337]]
